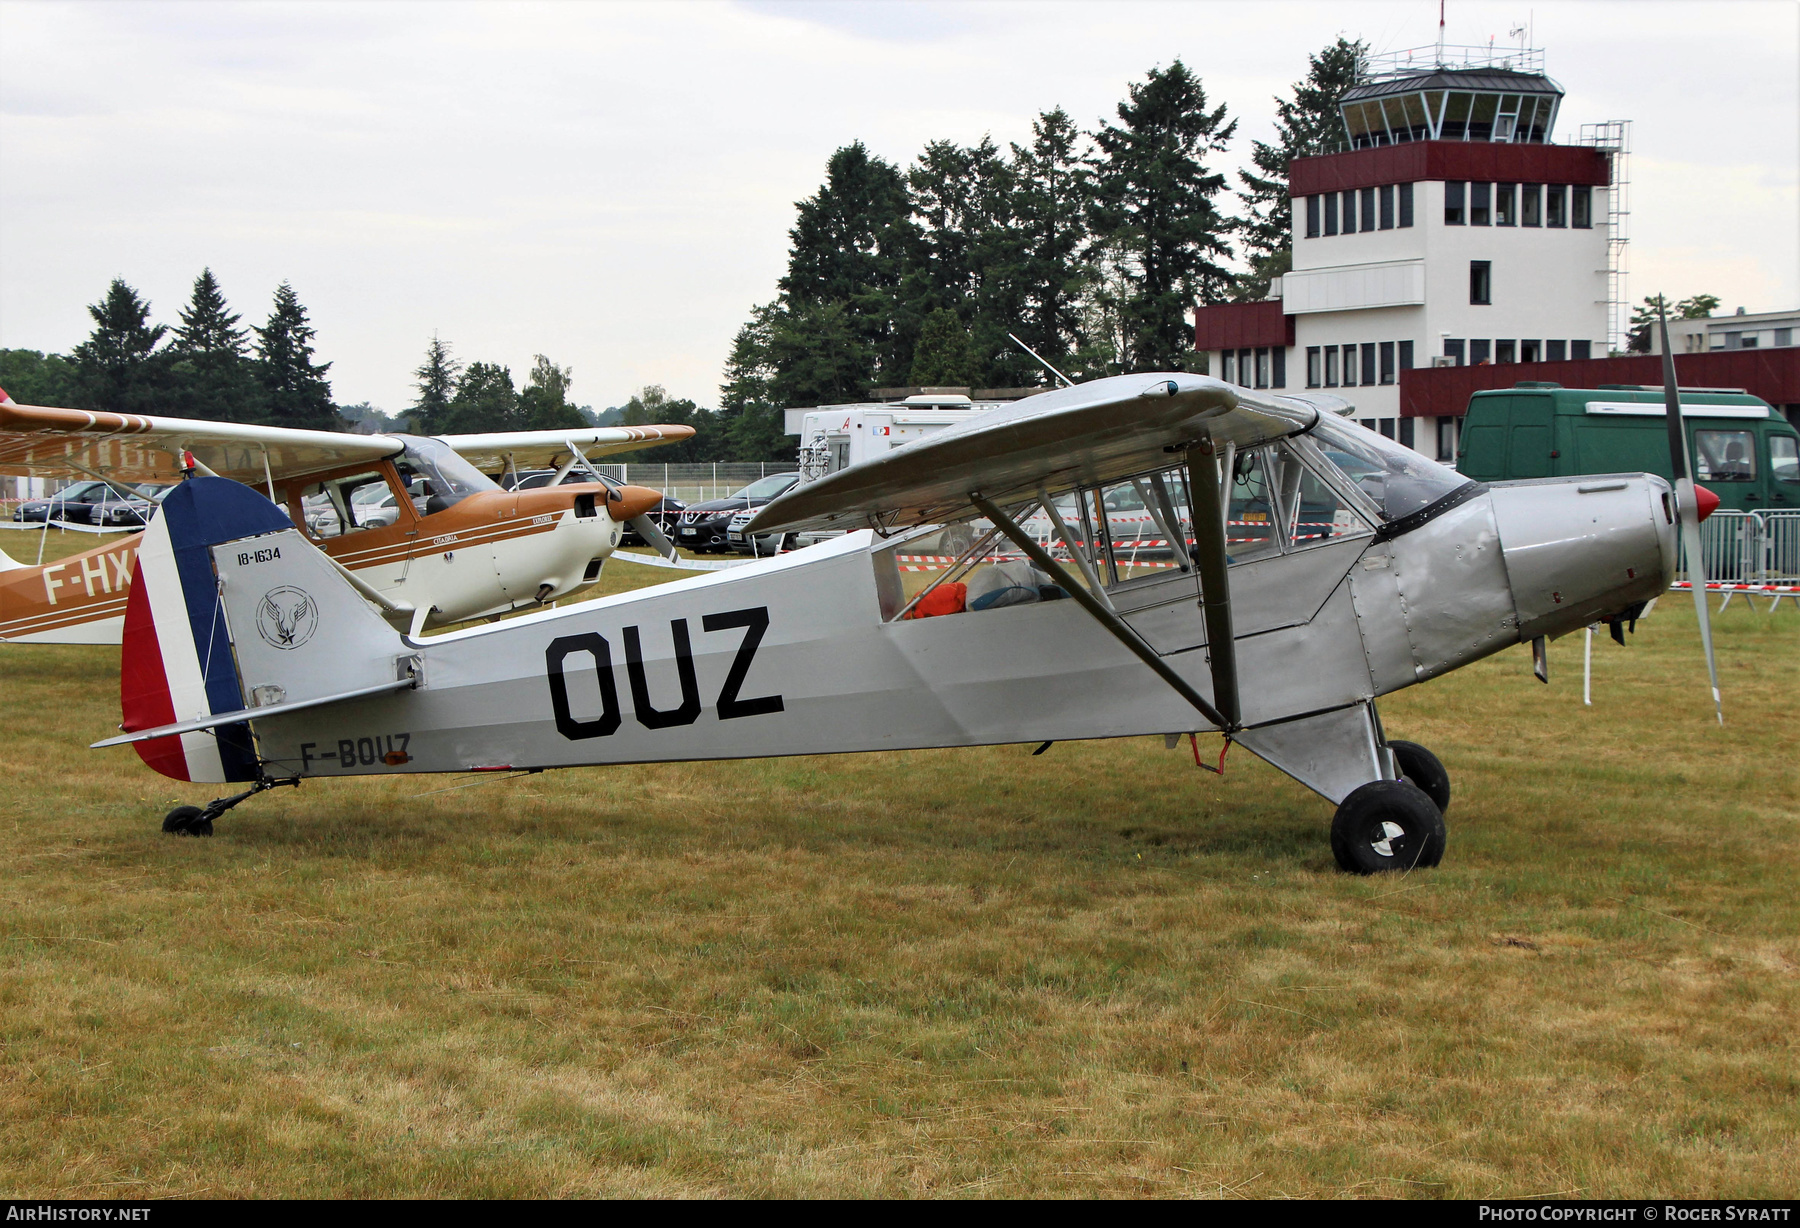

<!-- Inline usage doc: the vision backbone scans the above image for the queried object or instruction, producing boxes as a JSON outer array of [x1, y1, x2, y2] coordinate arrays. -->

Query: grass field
[[2, 529, 1796, 1198]]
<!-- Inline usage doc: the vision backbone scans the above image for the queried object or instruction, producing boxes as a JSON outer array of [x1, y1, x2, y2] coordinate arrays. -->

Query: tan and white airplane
[[0, 391, 693, 643]]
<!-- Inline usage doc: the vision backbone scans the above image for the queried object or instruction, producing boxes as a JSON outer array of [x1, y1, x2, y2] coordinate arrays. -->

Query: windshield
[[1305, 415, 1472, 520], [394, 436, 500, 509], [739, 474, 799, 500]]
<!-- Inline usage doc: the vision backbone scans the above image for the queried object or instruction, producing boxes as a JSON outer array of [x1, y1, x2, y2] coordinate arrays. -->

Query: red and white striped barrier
[[1669, 580, 1799, 611]]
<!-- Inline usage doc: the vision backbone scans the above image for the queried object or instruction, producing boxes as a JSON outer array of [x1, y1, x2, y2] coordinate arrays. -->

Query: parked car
[[676, 473, 800, 553], [12, 480, 168, 528]]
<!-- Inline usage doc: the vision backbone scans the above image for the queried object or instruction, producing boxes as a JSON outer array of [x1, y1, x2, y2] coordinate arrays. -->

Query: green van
[[1456, 383, 1800, 513]]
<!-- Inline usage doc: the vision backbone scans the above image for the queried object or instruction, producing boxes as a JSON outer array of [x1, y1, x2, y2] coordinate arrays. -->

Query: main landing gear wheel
[[1388, 740, 1451, 813], [162, 805, 213, 837], [1330, 780, 1445, 875]]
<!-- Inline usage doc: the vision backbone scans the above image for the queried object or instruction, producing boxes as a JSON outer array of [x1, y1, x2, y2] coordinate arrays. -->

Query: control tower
[[1194, 44, 1627, 461]]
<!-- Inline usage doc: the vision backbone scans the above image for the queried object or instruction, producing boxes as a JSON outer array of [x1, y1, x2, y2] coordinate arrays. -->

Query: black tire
[[1389, 740, 1451, 813], [1330, 780, 1445, 874], [161, 805, 213, 837]]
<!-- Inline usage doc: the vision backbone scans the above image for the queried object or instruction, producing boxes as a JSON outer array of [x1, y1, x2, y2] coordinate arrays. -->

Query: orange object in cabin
[[904, 581, 967, 619]]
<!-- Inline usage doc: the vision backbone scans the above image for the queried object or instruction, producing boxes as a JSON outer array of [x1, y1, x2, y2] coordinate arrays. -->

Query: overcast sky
[[1, 0, 1795, 415]]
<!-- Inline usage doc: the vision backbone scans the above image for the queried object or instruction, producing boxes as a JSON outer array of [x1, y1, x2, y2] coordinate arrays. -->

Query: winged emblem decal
[[256, 585, 318, 650]]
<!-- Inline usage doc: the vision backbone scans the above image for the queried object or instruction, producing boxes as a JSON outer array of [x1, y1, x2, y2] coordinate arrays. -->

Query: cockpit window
[[393, 436, 500, 512], [1304, 415, 1473, 520]]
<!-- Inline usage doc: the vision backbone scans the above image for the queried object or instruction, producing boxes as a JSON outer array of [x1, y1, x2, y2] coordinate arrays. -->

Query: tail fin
[[119, 477, 407, 783]]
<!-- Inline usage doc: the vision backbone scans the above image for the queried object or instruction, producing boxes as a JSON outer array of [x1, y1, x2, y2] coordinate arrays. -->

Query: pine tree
[[72, 278, 169, 413], [906, 136, 1023, 386], [410, 334, 462, 433], [253, 282, 338, 431], [780, 142, 918, 385], [1008, 108, 1094, 378], [1089, 61, 1238, 372], [908, 308, 979, 386], [169, 268, 259, 422], [1234, 37, 1366, 301], [718, 303, 794, 462]]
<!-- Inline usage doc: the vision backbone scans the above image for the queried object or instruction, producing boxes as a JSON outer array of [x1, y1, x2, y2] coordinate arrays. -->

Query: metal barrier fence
[[588, 462, 787, 505], [1677, 509, 1800, 609]]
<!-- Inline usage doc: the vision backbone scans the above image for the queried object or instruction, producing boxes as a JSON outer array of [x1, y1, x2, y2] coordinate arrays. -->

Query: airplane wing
[[436, 425, 696, 473], [748, 373, 1331, 535], [0, 396, 401, 484]]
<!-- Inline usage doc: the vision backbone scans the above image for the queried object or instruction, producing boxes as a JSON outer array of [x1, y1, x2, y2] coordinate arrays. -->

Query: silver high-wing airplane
[[93, 367, 1715, 873]]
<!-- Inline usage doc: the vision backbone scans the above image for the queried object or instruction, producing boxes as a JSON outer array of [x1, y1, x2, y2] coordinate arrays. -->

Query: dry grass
[[1, 529, 1796, 1197]]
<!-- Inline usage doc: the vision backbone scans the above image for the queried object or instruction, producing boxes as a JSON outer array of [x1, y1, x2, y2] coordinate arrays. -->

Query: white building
[[1651, 307, 1800, 355], [1195, 47, 1622, 459]]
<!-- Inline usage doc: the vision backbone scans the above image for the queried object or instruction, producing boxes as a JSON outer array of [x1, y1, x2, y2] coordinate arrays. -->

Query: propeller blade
[[630, 515, 680, 564], [1660, 309, 1723, 725]]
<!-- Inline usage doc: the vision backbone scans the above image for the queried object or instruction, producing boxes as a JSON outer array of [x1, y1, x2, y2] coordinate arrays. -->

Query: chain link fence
[[587, 462, 791, 505]]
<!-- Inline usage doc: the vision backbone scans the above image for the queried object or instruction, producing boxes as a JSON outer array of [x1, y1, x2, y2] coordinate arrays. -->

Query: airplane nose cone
[[609, 485, 665, 521], [1694, 483, 1721, 522]]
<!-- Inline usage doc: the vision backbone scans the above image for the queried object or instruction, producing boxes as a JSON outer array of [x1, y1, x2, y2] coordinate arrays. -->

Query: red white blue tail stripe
[[119, 477, 292, 783]]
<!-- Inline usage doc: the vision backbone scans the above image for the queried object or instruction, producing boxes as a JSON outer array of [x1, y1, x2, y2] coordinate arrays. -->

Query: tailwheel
[[1388, 739, 1451, 813], [162, 805, 213, 837], [1330, 780, 1445, 874]]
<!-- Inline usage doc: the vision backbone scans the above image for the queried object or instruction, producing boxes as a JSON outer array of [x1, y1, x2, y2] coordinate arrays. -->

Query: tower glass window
[[1471, 182, 1491, 225], [1547, 184, 1567, 227], [1521, 184, 1542, 226], [1379, 184, 1395, 229], [1445, 181, 1466, 225], [1496, 183, 1516, 225]]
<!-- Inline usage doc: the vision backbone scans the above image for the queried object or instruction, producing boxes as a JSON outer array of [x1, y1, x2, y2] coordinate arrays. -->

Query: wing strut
[[970, 493, 1231, 732], [1185, 444, 1242, 730]]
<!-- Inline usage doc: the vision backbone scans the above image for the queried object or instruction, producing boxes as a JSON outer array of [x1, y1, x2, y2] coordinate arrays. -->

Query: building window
[[1471, 182, 1491, 226], [1436, 416, 1456, 461], [1775, 328, 1793, 347], [1345, 345, 1362, 386], [1547, 340, 1567, 361], [1399, 340, 1414, 371], [1361, 344, 1378, 386], [1547, 184, 1567, 227], [1398, 418, 1415, 450], [1445, 181, 1466, 225], [1324, 192, 1339, 236], [1360, 186, 1377, 232], [1255, 347, 1270, 389], [1379, 341, 1396, 384], [1324, 347, 1340, 386], [1379, 418, 1396, 439], [1380, 184, 1395, 229], [1521, 339, 1541, 362], [1571, 340, 1591, 360], [1445, 339, 1466, 366], [1470, 339, 1492, 365], [1342, 190, 1357, 234], [1521, 184, 1542, 226], [1398, 182, 1414, 227], [1272, 347, 1287, 389], [1496, 340, 1516, 363], [1740, 332, 1761, 349], [1572, 186, 1592, 228], [1239, 348, 1253, 383], [1305, 195, 1321, 238], [1221, 351, 1235, 384], [1496, 183, 1516, 226], [1306, 346, 1322, 388], [1471, 260, 1492, 305]]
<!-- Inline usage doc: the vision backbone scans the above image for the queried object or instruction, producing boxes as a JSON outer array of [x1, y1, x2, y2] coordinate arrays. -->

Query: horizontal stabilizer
[[93, 676, 416, 747], [748, 373, 1320, 536]]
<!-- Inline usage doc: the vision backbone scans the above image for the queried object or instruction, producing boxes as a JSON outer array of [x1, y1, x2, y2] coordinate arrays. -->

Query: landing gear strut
[[162, 775, 300, 837]]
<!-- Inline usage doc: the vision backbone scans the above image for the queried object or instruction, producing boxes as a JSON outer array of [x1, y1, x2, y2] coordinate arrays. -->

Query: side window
[[1224, 449, 1284, 566], [1770, 434, 1799, 484], [298, 472, 394, 538], [1694, 430, 1757, 482]]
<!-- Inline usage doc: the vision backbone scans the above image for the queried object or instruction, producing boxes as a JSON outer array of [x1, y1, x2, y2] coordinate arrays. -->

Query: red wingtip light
[[1694, 484, 1721, 523]]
